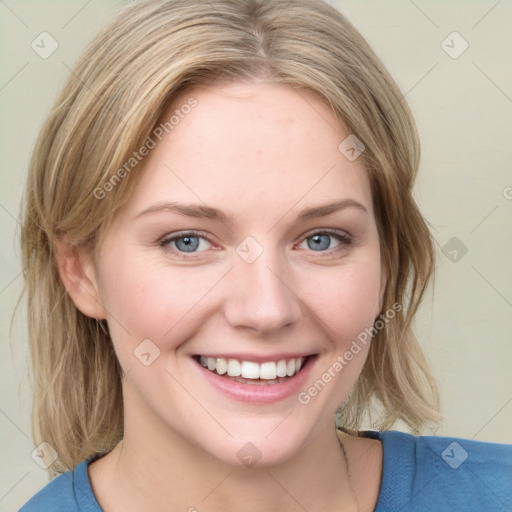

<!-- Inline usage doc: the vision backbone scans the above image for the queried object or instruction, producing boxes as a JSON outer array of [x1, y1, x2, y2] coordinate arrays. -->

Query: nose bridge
[[223, 242, 302, 334]]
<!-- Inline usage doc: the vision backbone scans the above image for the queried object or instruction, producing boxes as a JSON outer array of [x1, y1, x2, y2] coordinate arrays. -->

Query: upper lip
[[194, 353, 315, 363]]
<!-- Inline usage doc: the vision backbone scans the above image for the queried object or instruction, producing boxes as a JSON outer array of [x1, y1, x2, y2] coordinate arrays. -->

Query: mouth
[[194, 355, 311, 384], [192, 354, 316, 403]]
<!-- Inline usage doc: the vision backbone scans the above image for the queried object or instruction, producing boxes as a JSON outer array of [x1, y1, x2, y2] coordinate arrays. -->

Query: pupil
[[308, 234, 330, 251], [177, 236, 199, 252]]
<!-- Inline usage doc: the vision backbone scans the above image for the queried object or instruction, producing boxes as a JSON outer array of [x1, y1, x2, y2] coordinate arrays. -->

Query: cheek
[[306, 258, 383, 340], [97, 253, 220, 360]]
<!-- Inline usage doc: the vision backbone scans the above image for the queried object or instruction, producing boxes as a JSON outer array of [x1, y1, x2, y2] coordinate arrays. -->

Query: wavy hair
[[20, 0, 440, 475]]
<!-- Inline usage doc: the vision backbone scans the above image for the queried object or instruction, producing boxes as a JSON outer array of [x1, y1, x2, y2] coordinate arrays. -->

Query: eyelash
[[159, 229, 353, 258]]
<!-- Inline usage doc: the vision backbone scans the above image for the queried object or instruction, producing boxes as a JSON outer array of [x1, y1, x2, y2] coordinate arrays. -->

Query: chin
[[204, 433, 306, 469]]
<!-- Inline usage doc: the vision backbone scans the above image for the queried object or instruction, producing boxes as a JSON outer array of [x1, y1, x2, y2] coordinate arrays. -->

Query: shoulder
[[365, 430, 512, 512], [18, 459, 102, 512]]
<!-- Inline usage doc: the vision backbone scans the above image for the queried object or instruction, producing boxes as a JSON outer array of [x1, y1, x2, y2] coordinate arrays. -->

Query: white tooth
[[241, 361, 260, 379], [207, 357, 216, 371], [295, 357, 302, 373], [216, 357, 227, 375], [286, 359, 295, 376], [259, 361, 277, 379], [200, 356, 207, 367], [227, 358, 241, 377], [276, 359, 287, 378]]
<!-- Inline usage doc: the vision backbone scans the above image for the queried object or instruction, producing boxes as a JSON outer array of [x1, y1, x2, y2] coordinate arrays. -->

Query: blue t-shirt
[[19, 430, 512, 511]]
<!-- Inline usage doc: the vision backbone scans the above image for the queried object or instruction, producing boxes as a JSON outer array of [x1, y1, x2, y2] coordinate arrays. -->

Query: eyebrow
[[136, 199, 368, 222]]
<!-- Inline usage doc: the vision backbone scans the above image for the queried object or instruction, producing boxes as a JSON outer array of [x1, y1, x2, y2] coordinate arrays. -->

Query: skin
[[57, 81, 385, 512]]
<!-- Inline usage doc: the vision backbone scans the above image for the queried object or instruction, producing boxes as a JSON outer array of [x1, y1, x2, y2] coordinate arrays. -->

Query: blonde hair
[[20, 0, 440, 475]]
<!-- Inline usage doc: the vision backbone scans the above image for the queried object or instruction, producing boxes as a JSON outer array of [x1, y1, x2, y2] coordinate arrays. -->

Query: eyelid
[[300, 227, 352, 240], [160, 229, 212, 241], [159, 230, 217, 255], [295, 228, 353, 254]]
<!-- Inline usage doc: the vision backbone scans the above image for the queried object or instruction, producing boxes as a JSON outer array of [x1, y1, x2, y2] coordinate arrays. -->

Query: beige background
[[1, 0, 511, 510]]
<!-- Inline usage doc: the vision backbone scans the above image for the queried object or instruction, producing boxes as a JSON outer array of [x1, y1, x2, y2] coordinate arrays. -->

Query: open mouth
[[193, 355, 314, 385]]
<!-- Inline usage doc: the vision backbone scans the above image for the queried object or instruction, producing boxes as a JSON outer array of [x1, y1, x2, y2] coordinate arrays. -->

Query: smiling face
[[75, 81, 386, 467]]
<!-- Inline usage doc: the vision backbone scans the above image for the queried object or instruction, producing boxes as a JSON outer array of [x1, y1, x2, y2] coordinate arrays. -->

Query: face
[[83, 81, 385, 467]]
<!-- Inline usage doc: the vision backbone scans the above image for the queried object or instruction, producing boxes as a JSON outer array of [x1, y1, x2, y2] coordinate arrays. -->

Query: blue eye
[[161, 232, 212, 253], [300, 231, 352, 252]]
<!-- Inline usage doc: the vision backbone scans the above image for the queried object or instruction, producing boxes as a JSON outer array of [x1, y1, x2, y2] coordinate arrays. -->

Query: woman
[[19, 0, 511, 511]]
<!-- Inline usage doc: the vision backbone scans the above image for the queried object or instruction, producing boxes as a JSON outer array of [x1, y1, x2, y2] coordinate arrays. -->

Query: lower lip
[[195, 357, 315, 404]]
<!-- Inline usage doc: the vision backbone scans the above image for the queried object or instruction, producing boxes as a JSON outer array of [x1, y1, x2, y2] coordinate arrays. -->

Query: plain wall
[[1, 1, 510, 510]]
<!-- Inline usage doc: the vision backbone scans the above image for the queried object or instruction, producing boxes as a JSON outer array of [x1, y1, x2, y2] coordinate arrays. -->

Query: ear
[[54, 237, 106, 320]]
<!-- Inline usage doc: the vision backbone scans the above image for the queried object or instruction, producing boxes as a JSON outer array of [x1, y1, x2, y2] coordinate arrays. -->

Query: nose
[[223, 250, 302, 335]]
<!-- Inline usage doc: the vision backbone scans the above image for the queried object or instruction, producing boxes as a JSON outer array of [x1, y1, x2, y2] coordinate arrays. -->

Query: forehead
[[123, 81, 373, 221]]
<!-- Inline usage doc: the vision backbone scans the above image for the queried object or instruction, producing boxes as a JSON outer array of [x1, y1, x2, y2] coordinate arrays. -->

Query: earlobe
[[54, 237, 106, 320]]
